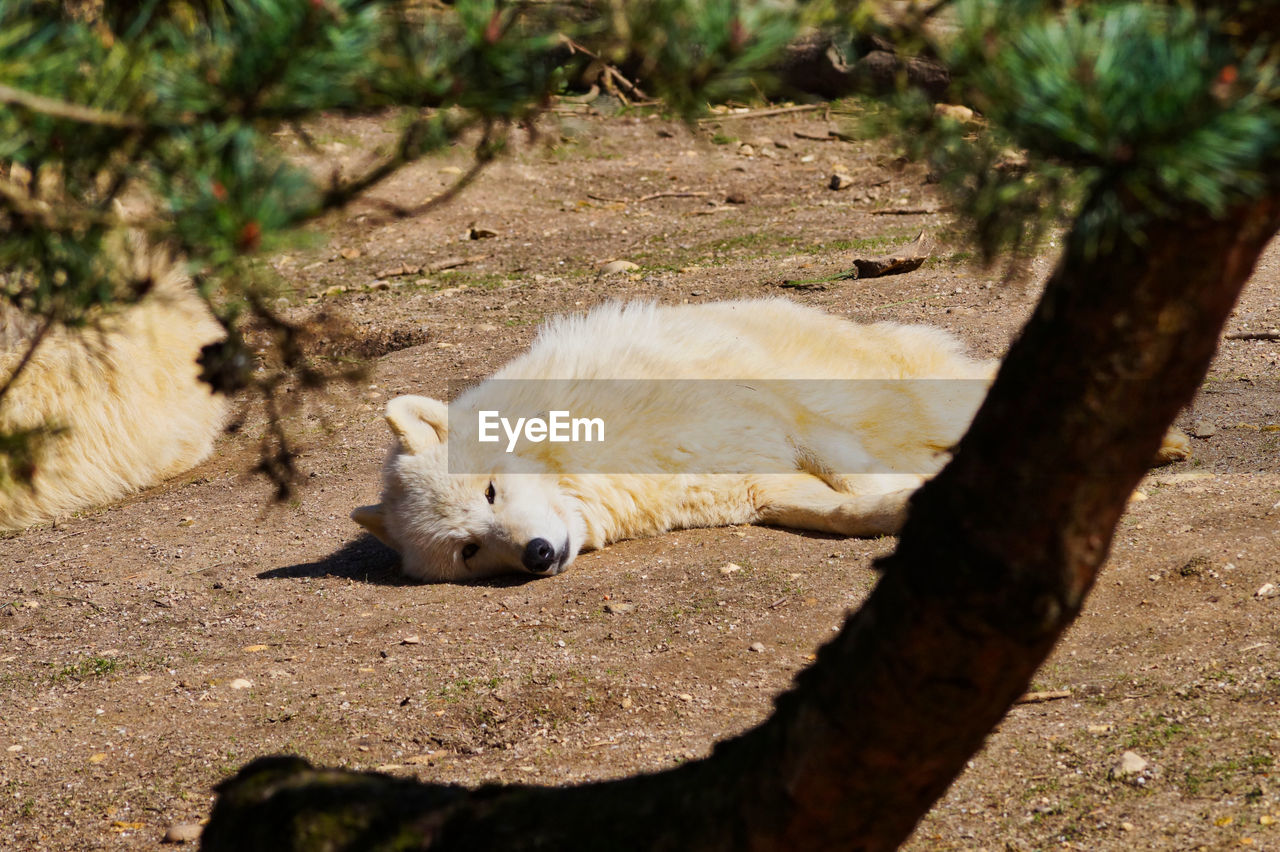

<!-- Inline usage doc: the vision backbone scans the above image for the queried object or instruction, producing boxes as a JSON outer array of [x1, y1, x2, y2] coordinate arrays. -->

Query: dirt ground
[[2, 103, 1279, 851]]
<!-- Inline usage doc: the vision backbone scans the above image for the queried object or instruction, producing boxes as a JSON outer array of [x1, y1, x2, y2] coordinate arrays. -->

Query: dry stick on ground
[[561, 38, 648, 103], [696, 103, 826, 122], [203, 191, 1280, 851], [870, 206, 947, 215], [587, 191, 709, 204]]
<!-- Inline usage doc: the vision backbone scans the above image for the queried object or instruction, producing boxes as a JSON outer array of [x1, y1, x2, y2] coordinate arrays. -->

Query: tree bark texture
[[203, 195, 1280, 852]]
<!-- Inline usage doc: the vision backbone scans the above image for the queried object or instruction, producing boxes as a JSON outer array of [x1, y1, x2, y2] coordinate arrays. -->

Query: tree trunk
[[203, 195, 1280, 851]]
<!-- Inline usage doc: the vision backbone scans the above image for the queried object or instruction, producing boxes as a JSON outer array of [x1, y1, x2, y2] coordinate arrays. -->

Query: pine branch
[[0, 82, 145, 129]]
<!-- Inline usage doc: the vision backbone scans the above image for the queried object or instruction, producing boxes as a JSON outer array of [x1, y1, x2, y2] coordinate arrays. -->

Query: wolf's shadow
[[259, 534, 414, 586], [260, 534, 542, 588]]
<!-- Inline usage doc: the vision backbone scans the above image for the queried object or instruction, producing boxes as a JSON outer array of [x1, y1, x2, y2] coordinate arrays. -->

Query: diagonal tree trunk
[[202, 194, 1280, 851]]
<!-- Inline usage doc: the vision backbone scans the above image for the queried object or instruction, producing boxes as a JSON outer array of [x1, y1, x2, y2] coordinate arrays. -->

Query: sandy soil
[[2, 105, 1279, 851]]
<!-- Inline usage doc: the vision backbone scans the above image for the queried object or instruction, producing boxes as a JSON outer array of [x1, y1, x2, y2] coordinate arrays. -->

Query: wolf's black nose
[[523, 538, 557, 573]]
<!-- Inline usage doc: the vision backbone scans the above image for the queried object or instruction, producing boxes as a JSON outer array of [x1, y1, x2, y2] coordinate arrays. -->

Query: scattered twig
[[557, 84, 600, 105], [698, 104, 826, 122], [1015, 689, 1073, 705], [779, 275, 837, 291], [428, 256, 485, 273], [1225, 331, 1280, 341], [638, 191, 708, 202], [870, 206, 947, 215], [587, 191, 709, 204], [562, 38, 648, 103], [49, 593, 104, 613]]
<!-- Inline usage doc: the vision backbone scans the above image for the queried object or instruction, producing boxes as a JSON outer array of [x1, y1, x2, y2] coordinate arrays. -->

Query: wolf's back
[[0, 252, 227, 530]]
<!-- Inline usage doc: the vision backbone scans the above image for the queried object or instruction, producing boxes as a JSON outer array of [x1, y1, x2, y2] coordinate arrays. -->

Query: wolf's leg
[[1155, 427, 1191, 465], [752, 474, 919, 537]]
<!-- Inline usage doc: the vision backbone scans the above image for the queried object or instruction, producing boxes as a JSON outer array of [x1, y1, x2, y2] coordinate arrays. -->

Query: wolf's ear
[[385, 395, 448, 454], [352, 504, 396, 548]]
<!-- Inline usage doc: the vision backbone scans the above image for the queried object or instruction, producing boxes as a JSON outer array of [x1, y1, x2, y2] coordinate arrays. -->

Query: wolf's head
[[352, 395, 585, 582]]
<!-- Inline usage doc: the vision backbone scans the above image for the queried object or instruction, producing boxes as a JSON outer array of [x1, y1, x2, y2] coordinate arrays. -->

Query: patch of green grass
[[50, 655, 119, 683], [710, 133, 737, 145], [703, 232, 798, 254], [1122, 712, 1188, 750]]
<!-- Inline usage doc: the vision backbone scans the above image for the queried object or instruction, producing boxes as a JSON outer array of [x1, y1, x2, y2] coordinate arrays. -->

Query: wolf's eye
[[461, 543, 479, 561], [485, 481, 496, 505]]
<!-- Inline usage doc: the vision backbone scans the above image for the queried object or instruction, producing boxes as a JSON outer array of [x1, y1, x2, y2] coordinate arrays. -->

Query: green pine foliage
[[0, 0, 805, 492], [921, 0, 1280, 262]]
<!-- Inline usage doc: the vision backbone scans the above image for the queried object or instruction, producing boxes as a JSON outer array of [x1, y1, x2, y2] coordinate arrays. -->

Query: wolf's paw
[[1154, 427, 1192, 466]]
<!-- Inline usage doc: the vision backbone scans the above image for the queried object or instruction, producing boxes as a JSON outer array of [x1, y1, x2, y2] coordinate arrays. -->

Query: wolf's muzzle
[[522, 538, 558, 573]]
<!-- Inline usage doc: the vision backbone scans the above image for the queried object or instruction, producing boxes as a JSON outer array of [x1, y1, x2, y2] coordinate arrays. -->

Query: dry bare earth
[[2, 108, 1279, 851]]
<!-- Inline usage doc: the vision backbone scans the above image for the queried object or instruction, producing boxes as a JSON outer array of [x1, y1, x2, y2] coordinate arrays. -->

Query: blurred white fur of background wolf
[[0, 237, 225, 529]]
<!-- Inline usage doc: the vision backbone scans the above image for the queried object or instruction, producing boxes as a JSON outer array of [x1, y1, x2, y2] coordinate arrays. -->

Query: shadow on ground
[[260, 534, 545, 588], [259, 535, 413, 586]]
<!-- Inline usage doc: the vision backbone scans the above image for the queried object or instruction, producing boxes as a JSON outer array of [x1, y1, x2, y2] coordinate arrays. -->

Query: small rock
[[1180, 556, 1212, 577], [229, 678, 252, 690], [401, 635, 422, 645], [719, 563, 743, 575], [772, 138, 791, 149], [440, 166, 464, 176], [377, 264, 422, 278], [1087, 724, 1114, 734], [338, 247, 361, 260], [829, 172, 855, 190], [177, 516, 195, 527], [322, 285, 347, 298], [1190, 419, 1217, 438], [737, 144, 755, 157], [598, 260, 640, 275], [690, 290, 705, 297], [242, 644, 269, 653], [724, 192, 748, 205], [748, 642, 765, 653], [604, 602, 635, 615], [677, 693, 693, 702], [933, 103, 980, 124], [1120, 822, 1135, 832], [621, 696, 633, 709], [1110, 750, 1148, 780], [467, 225, 499, 240], [162, 823, 203, 844], [1256, 583, 1278, 599]]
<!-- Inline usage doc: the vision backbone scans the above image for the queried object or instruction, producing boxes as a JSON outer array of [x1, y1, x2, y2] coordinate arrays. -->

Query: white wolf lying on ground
[[0, 244, 226, 530], [353, 298, 1190, 582]]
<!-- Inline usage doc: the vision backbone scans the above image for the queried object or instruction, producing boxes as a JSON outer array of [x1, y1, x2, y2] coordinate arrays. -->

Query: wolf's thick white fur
[[353, 298, 1007, 582], [0, 247, 226, 530]]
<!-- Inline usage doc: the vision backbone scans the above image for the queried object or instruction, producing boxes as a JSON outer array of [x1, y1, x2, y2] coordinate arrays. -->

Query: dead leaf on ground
[[842, 231, 932, 279]]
